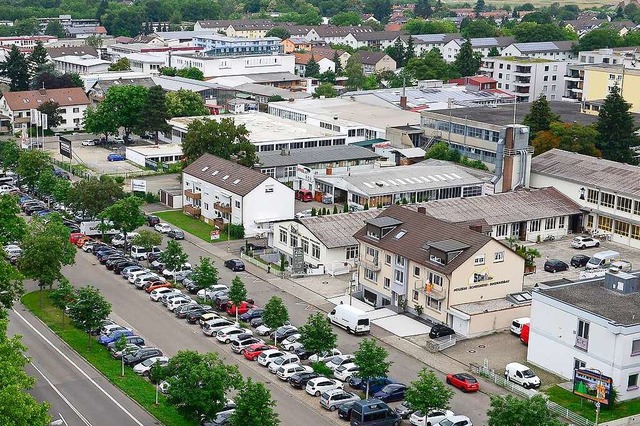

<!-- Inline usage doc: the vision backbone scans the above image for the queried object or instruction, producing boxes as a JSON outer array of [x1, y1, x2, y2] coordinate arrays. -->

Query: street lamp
[[350, 259, 360, 306]]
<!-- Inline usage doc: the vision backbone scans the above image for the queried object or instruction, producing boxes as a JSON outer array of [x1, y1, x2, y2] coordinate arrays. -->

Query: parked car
[[276, 364, 313, 381], [215, 327, 250, 344], [270, 325, 298, 342], [256, 349, 286, 367], [243, 343, 276, 361], [202, 319, 234, 336], [154, 223, 172, 233], [373, 383, 408, 402], [230, 336, 263, 354], [409, 409, 455, 426], [146, 282, 172, 294], [224, 259, 245, 271], [146, 215, 160, 226], [123, 347, 163, 366], [150, 288, 180, 302], [167, 297, 196, 312], [185, 307, 215, 323], [226, 301, 256, 317], [435, 415, 472, 426], [289, 371, 320, 389], [306, 377, 344, 397], [320, 389, 360, 411], [167, 229, 184, 240], [98, 329, 133, 345], [333, 363, 359, 382], [109, 343, 142, 360], [107, 153, 125, 161], [395, 400, 416, 419], [197, 312, 221, 327], [338, 401, 357, 421], [446, 373, 480, 393], [267, 353, 301, 374], [282, 334, 304, 352], [429, 324, 455, 339], [325, 354, 355, 371], [570, 254, 591, 268], [349, 376, 394, 393], [571, 236, 600, 249], [107, 335, 145, 357], [174, 303, 204, 319], [239, 308, 264, 322], [307, 348, 342, 363], [133, 356, 169, 376], [544, 259, 569, 273]]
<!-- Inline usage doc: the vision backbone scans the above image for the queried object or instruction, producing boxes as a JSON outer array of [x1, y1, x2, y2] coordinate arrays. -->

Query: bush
[[145, 192, 160, 203], [224, 224, 245, 239], [113, 176, 125, 185], [311, 362, 334, 377]]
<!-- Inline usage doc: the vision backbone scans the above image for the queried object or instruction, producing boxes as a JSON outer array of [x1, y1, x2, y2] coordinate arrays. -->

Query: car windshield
[[329, 356, 342, 364], [439, 421, 454, 426], [141, 358, 156, 366], [523, 369, 536, 378]]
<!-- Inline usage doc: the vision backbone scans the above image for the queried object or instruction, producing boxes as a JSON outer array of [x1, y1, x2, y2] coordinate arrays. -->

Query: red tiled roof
[[2, 87, 89, 111]]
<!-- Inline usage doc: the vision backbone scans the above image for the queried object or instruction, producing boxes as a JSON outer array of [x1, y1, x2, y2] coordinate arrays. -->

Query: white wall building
[[52, 54, 111, 74], [170, 52, 295, 79], [124, 52, 165, 75], [182, 153, 294, 237], [501, 41, 576, 61], [125, 144, 184, 168], [528, 272, 640, 402], [481, 56, 567, 103], [442, 36, 515, 62]]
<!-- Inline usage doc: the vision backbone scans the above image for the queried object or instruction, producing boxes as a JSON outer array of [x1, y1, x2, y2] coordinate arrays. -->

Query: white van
[[79, 220, 118, 236], [327, 304, 370, 335], [510, 318, 530, 335], [585, 250, 620, 270], [505, 362, 541, 389], [112, 232, 140, 248], [131, 245, 162, 261]]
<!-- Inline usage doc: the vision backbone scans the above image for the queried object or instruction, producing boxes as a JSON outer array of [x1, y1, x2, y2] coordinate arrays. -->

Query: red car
[[226, 301, 256, 316], [69, 232, 86, 244], [145, 282, 172, 293], [446, 373, 480, 393], [243, 343, 276, 361]]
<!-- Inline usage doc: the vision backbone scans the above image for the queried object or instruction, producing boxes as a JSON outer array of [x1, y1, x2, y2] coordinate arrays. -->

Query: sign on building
[[292, 246, 305, 274], [59, 137, 72, 159], [573, 369, 613, 406], [210, 229, 220, 240], [131, 179, 147, 192]]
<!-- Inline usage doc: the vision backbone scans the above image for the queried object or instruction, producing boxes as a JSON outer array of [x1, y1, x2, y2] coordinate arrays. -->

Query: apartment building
[[442, 37, 515, 62], [581, 64, 640, 114], [501, 41, 576, 61], [193, 34, 282, 57]]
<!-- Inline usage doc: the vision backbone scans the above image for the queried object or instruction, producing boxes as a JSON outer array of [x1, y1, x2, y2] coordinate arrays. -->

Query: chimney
[[501, 126, 515, 193], [400, 96, 407, 109], [417, 206, 426, 214], [39, 89, 47, 96]]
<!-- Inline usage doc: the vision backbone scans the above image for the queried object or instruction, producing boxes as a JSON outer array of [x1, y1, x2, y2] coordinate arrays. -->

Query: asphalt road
[[8, 307, 160, 426]]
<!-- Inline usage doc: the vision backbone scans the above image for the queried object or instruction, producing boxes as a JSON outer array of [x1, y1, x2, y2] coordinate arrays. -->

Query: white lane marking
[[29, 361, 92, 426], [12, 309, 145, 426]]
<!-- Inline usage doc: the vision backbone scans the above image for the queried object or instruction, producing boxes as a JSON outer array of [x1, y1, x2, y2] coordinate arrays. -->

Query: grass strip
[[155, 210, 228, 243], [21, 290, 196, 426], [545, 385, 640, 422]]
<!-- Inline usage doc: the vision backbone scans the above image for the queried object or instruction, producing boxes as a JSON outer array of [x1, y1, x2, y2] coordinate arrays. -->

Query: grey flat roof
[[235, 82, 311, 99], [257, 145, 381, 168], [299, 210, 379, 248], [248, 72, 302, 83], [426, 238, 470, 252], [531, 149, 640, 198], [366, 216, 404, 228], [539, 279, 640, 326]]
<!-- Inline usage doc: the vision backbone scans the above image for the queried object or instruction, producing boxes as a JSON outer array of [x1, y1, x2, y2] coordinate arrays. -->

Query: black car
[[224, 259, 245, 272], [148, 251, 163, 262], [183, 277, 200, 294], [215, 295, 230, 311], [394, 400, 415, 419], [107, 336, 145, 354], [250, 317, 264, 328], [338, 401, 356, 421], [288, 371, 320, 389], [106, 257, 130, 270], [570, 254, 590, 268], [429, 324, 455, 339], [270, 326, 298, 342], [147, 215, 160, 226], [239, 308, 264, 322], [544, 259, 569, 273], [113, 260, 139, 274], [186, 307, 215, 323], [168, 229, 185, 240], [175, 304, 204, 319], [294, 346, 313, 360], [123, 347, 163, 366]]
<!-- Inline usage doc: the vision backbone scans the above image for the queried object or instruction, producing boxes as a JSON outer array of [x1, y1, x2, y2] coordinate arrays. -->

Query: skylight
[[394, 230, 407, 239], [232, 179, 241, 184], [212, 170, 219, 176], [201, 166, 209, 172], [222, 175, 229, 180]]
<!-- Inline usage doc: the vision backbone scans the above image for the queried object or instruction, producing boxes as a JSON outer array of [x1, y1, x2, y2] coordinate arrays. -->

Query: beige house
[[354, 205, 528, 337], [353, 51, 396, 75]]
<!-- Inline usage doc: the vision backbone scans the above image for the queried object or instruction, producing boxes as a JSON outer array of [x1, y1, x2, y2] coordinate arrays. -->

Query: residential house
[[182, 153, 294, 237], [293, 52, 335, 76], [86, 76, 157, 105], [579, 64, 640, 114], [282, 36, 325, 54], [226, 20, 277, 38], [442, 36, 515, 62], [530, 149, 640, 249], [353, 51, 396, 75], [0, 35, 56, 49], [46, 46, 99, 59], [0, 87, 90, 133], [501, 41, 576, 61], [314, 25, 373, 45], [399, 33, 460, 56], [66, 26, 107, 39], [193, 34, 282, 56], [563, 19, 607, 36], [354, 205, 527, 337], [528, 271, 640, 402], [342, 31, 403, 50]]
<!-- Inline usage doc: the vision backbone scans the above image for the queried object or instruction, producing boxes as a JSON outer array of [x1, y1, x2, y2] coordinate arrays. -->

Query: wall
[[243, 177, 295, 236], [465, 304, 531, 337], [583, 67, 640, 114], [172, 54, 295, 79]]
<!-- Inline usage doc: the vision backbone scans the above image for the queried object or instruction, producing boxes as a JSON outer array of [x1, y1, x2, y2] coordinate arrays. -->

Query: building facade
[[170, 52, 295, 79], [193, 34, 282, 56], [580, 64, 640, 114]]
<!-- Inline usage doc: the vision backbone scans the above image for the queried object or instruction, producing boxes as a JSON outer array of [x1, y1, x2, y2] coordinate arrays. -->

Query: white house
[[528, 271, 640, 402], [501, 41, 576, 61], [530, 149, 640, 249], [52, 54, 111, 74], [170, 52, 295, 79], [182, 153, 295, 237], [442, 36, 515, 62], [270, 210, 379, 275], [0, 87, 90, 134]]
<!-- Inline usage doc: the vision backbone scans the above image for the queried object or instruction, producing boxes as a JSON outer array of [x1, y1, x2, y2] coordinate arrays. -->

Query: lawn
[[546, 385, 640, 423], [155, 210, 229, 242], [21, 291, 196, 426]]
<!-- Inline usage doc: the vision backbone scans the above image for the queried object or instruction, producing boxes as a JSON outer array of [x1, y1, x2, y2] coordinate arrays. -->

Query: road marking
[[12, 309, 145, 426], [29, 361, 92, 426]]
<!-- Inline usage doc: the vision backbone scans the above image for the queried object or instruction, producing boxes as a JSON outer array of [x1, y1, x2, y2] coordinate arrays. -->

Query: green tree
[[163, 350, 242, 421], [405, 36, 416, 62], [83, 104, 119, 142], [595, 84, 639, 164], [37, 100, 62, 129], [166, 89, 209, 117], [313, 83, 338, 98], [189, 257, 219, 291], [137, 85, 170, 144], [0, 194, 27, 245], [330, 12, 363, 26], [403, 19, 457, 35], [44, 20, 66, 38], [385, 38, 406, 67], [0, 45, 30, 91], [29, 41, 51, 76], [228, 276, 247, 324], [114, 334, 128, 376], [0, 140, 21, 171], [99, 195, 145, 252], [261, 296, 289, 333], [100, 85, 149, 141], [318, 70, 337, 84], [159, 240, 189, 280], [512, 22, 577, 43], [531, 122, 601, 157], [575, 28, 622, 52], [523, 95, 560, 135], [425, 141, 460, 162], [353, 338, 391, 398], [405, 48, 457, 81], [229, 378, 279, 426], [487, 394, 563, 426], [176, 67, 205, 80], [102, 6, 144, 37], [130, 230, 162, 262], [305, 55, 320, 78], [461, 19, 499, 38], [0, 258, 22, 311], [33, 71, 84, 90], [66, 175, 124, 218], [49, 279, 74, 323], [298, 312, 337, 357], [265, 27, 291, 39], [333, 51, 343, 75], [488, 46, 500, 56], [364, 0, 392, 23], [108, 57, 131, 71], [16, 150, 50, 192], [14, 18, 40, 36], [474, 0, 486, 15], [345, 55, 366, 90], [67, 285, 111, 345], [85, 35, 104, 51], [414, 0, 433, 18], [19, 215, 76, 298], [182, 117, 257, 167], [405, 368, 454, 423], [51, 177, 73, 205], [453, 38, 482, 77], [36, 169, 58, 202]]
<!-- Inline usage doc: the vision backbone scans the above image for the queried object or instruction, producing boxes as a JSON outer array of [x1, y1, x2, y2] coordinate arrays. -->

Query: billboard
[[573, 369, 613, 406], [131, 179, 147, 192], [59, 137, 72, 159]]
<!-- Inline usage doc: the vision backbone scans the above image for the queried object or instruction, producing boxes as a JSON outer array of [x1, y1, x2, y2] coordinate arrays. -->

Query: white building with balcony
[[528, 271, 640, 402]]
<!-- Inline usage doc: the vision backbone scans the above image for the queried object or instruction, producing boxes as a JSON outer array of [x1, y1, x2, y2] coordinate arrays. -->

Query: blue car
[[373, 383, 408, 403], [348, 376, 395, 394], [34, 210, 52, 217], [107, 153, 125, 161], [98, 329, 133, 345]]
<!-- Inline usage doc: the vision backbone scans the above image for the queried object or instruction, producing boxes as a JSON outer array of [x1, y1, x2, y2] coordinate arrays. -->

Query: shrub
[[311, 362, 334, 377]]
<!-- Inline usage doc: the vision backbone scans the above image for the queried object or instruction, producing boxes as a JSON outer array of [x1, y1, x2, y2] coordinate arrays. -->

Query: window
[[383, 277, 390, 289], [429, 272, 443, 286], [587, 189, 598, 204], [634, 201, 640, 215], [311, 243, 320, 259], [265, 185, 274, 193], [544, 65, 549, 71], [543, 76, 549, 82], [545, 218, 556, 230], [587, 215, 594, 229], [394, 269, 404, 284], [601, 192, 615, 208], [575, 319, 589, 351], [529, 220, 541, 232], [632, 225, 640, 240], [474, 254, 485, 265], [542, 85, 548, 92], [615, 221, 630, 236], [558, 216, 565, 228], [618, 197, 632, 213], [279, 228, 287, 244], [598, 216, 613, 232], [628, 373, 639, 390], [426, 296, 441, 311], [301, 238, 309, 254], [551, 84, 557, 91], [414, 266, 420, 277], [632, 339, 640, 356], [412, 290, 419, 301], [346, 246, 358, 260], [495, 224, 508, 237], [385, 254, 391, 265], [494, 251, 504, 262], [366, 246, 378, 259], [290, 234, 298, 247], [364, 268, 377, 282], [235, 200, 240, 208], [395, 255, 405, 267], [73, 107, 80, 113]]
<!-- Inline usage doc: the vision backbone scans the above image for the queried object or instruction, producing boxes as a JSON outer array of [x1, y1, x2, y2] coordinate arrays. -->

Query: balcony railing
[[214, 202, 232, 214], [183, 204, 201, 217], [184, 189, 201, 200], [420, 283, 446, 300], [575, 336, 589, 352], [360, 258, 381, 272]]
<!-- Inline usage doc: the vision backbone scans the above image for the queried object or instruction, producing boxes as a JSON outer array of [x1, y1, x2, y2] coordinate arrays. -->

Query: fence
[[425, 335, 456, 352], [470, 363, 595, 426]]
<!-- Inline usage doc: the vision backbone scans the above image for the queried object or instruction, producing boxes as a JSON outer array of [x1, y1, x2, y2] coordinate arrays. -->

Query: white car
[[196, 284, 229, 300], [325, 354, 355, 371], [129, 269, 153, 284], [133, 356, 170, 376], [255, 324, 273, 336], [215, 327, 250, 344], [256, 349, 285, 367], [150, 288, 180, 301], [162, 264, 192, 281], [410, 409, 455, 426], [571, 236, 600, 249], [81, 139, 96, 146], [100, 324, 127, 336], [167, 297, 195, 312], [333, 363, 359, 382], [202, 318, 234, 336], [267, 353, 300, 374], [305, 377, 343, 397], [280, 333, 302, 351], [276, 364, 312, 381], [295, 209, 312, 219], [308, 348, 342, 363], [154, 223, 172, 233], [436, 415, 472, 426]]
